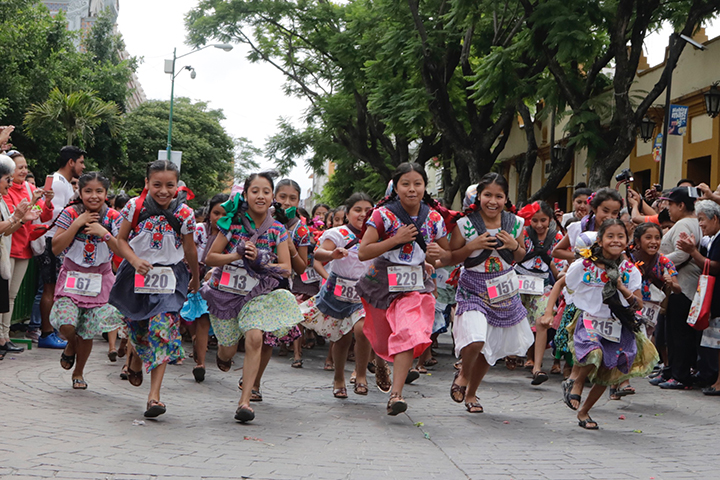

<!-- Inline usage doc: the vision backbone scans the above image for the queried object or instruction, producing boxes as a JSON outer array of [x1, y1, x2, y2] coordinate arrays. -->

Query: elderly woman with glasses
[[0, 154, 41, 356], [1, 151, 55, 346], [677, 199, 720, 395]]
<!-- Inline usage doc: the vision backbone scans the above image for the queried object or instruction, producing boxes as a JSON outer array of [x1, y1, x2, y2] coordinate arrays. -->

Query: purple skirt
[[455, 269, 527, 328], [572, 309, 637, 373]]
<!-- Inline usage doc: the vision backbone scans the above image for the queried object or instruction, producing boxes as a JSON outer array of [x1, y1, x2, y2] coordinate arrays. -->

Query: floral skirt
[[300, 295, 365, 342], [50, 297, 124, 340], [553, 303, 577, 364], [126, 312, 185, 373], [209, 289, 303, 347], [567, 309, 658, 386]]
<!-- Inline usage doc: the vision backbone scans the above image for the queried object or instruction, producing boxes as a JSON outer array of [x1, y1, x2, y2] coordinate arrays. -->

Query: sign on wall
[[668, 105, 689, 136]]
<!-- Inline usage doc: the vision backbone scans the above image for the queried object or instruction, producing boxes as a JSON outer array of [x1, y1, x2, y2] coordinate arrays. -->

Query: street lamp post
[[165, 43, 233, 161]]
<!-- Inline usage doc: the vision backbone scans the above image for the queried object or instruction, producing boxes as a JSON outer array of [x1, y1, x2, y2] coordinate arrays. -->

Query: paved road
[[0, 336, 716, 480]]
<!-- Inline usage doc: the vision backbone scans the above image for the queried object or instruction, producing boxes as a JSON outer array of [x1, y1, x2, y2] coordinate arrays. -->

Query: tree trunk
[[515, 104, 539, 206]]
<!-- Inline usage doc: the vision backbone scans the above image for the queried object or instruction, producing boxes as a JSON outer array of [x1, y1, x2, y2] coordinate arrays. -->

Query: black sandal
[[387, 393, 407, 416], [60, 351, 75, 370], [531, 371, 549, 386], [216, 354, 232, 372], [578, 416, 599, 430], [127, 351, 143, 387], [144, 400, 166, 418], [234, 405, 255, 423], [562, 379, 578, 410]]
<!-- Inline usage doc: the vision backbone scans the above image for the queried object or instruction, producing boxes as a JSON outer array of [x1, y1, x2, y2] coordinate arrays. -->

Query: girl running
[[301, 193, 374, 397], [202, 172, 303, 423], [515, 201, 564, 385], [180, 193, 229, 383], [562, 219, 658, 429], [357, 162, 451, 415], [51, 172, 124, 389], [109, 160, 200, 418], [449, 173, 533, 413]]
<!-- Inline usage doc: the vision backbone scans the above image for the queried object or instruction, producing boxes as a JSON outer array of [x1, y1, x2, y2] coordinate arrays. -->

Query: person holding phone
[[37, 146, 86, 349]]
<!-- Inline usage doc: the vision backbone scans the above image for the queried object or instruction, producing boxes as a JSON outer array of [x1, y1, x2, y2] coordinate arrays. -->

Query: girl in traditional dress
[[302, 193, 374, 397], [562, 219, 658, 429], [515, 201, 564, 385], [449, 173, 533, 413], [110, 160, 200, 418], [202, 172, 302, 423], [357, 163, 451, 415], [51, 172, 124, 389]]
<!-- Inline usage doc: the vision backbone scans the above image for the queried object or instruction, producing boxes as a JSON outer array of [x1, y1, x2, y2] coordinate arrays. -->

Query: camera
[[615, 168, 634, 183]]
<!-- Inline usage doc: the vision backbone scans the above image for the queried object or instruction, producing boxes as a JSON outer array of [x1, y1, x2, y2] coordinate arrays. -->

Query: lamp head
[[213, 43, 234, 52], [190, 68, 196, 79]]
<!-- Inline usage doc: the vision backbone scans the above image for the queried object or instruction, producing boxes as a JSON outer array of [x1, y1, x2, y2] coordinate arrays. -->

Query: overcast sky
[[116, 1, 719, 202]]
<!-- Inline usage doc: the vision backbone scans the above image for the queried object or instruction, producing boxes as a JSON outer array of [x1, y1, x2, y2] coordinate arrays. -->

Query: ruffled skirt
[[301, 295, 365, 342], [453, 310, 534, 365]]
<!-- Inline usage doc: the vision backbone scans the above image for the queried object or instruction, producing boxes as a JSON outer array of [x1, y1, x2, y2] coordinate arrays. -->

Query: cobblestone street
[[0, 337, 716, 479]]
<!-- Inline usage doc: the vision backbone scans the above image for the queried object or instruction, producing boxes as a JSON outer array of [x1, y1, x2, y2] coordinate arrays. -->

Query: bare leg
[[254, 343, 274, 390], [463, 342, 491, 405], [40, 285, 56, 334], [292, 337, 302, 362], [217, 344, 238, 366], [533, 324, 549, 374], [193, 315, 210, 367], [577, 384, 607, 427], [332, 331, 354, 389], [58, 325, 77, 361], [107, 329, 118, 353], [239, 330, 263, 408], [569, 364, 594, 409], [353, 320, 372, 387], [72, 337, 93, 382], [415, 345, 432, 371], [389, 350, 413, 397], [148, 363, 168, 403], [325, 341, 334, 368]]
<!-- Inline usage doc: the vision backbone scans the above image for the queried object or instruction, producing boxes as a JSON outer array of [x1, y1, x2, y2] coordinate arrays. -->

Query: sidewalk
[[0, 336, 717, 480]]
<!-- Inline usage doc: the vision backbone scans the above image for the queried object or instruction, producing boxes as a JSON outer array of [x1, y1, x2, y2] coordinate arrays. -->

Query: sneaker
[[38, 332, 68, 349], [658, 379, 692, 390], [25, 329, 40, 343]]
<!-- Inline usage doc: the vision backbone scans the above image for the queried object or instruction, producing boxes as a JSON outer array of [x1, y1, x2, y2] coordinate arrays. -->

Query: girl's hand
[[538, 313, 553, 328], [424, 261, 435, 277], [331, 247, 348, 260], [133, 259, 152, 276], [496, 230, 519, 251], [467, 232, 497, 251], [188, 276, 200, 294], [203, 268, 214, 283], [393, 224, 418, 246], [426, 242, 444, 263], [676, 232, 696, 253], [76, 211, 99, 226], [84, 222, 109, 238], [244, 242, 257, 261], [663, 272, 673, 284], [31, 188, 45, 204]]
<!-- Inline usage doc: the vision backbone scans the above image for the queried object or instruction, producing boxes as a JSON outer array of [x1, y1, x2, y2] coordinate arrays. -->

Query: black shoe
[[0, 341, 24, 353], [405, 369, 420, 384]]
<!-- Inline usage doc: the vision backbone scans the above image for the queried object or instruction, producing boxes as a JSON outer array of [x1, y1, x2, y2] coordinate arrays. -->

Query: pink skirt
[[362, 292, 435, 362]]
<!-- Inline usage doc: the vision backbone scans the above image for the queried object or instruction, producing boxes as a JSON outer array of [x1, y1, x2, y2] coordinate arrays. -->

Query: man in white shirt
[[36, 146, 85, 349]]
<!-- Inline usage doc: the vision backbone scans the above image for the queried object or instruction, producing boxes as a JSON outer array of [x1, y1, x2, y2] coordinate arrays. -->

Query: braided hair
[[583, 187, 623, 232]]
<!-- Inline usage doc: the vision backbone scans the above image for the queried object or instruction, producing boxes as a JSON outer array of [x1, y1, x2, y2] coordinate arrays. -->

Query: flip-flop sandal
[[531, 371, 549, 386], [216, 355, 232, 372], [350, 372, 357, 384], [333, 387, 348, 399], [416, 365, 428, 374], [108, 350, 118, 362], [562, 379, 577, 410], [127, 351, 143, 387], [424, 357, 438, 367], [450, 370, 467, 403], [323, 361, 334, 371], [119, 365, 129, 380], [144, 400, 166, 418], [375, 362, 392, 393], [192, 365, 206, 383], [292, 358, 304, 368], [578, 416, 599, 430], [405, 369, 420, 384], [250, 390, 263, 402], [72, 378, 88, 390], [465, 401, 484, 413], [354, 383, 369, 395], [235, 405, 255, 423], [609, 388, 621, 400], [60, 351, 75, 370], [617, 385, 636, 396], [387, 394, 407, 416]]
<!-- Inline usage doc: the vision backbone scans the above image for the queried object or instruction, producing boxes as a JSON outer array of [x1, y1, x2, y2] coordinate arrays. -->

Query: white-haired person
[[0, 154, 40, 356], [676, 199, 720, 395]]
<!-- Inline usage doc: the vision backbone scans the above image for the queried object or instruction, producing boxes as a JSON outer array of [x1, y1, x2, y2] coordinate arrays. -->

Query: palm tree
[[24, 88, 122, 147]]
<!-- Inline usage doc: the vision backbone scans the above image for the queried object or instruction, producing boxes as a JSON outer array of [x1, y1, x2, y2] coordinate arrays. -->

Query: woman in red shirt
[[2, 151, 54, 338]]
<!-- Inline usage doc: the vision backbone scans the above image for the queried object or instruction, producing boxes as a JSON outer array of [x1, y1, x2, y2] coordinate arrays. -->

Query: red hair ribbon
[[517, 201, 540, 226], [176, 185, 195, 200]]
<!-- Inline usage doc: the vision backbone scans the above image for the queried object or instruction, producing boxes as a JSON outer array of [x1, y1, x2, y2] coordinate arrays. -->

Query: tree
[[24, 88, 122, 147], [520, 0, 720, 195], [123, 98, 235, 207]]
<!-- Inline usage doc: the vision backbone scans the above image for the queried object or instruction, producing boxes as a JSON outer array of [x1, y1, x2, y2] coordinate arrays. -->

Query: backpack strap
[[464, 211, 517, 268], [131, 189, 148, 232], [384, 200, 430, 252]]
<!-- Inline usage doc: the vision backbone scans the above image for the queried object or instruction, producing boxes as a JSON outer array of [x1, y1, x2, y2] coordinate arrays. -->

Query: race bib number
[[641, 302, 661, 327], [134, 267, 176, 295], [218, 265, 259, 295], [517, 275, 544, 296], [583, 312, 622, 343], [388, 265, 424, 292], [64, 272, 102, 297], [300, 266, 321, 284], [486, 270, 519, 304], [333, 277, 361, 303], [435, 267, 450, 287]]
